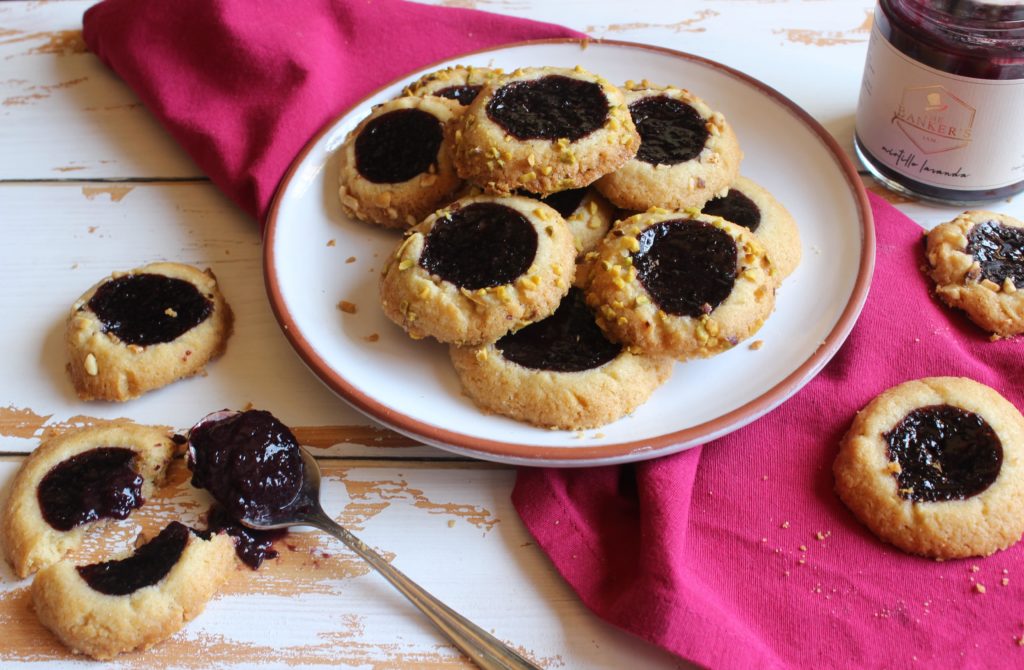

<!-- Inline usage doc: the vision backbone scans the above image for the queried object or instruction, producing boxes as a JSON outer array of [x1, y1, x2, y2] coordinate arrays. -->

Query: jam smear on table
[[205, 504, 285, 569], [496, 287, 621, 372], [633, 219, 738, 317], [77, 521, 191, 596], [885, 404, 1002, 502], [966, 220, 1024, 288], [87, 273, 213, 347], [420, 202, 537, 289], [435, 84, 482, 106], [486, 75, 609, 142], [629, 96, 708, 166], [702, 188, 761, 233], [37, 447, 144, 532], [354, 108, 443, 184], [187, 409, 305, 523]]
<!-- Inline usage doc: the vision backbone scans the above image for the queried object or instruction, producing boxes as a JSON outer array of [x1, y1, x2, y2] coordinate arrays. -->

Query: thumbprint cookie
[[380, 194, 576, 345], [584, 210, 774, 359], [1, 423, 176, 578], [835, 377, 1024, 559], [449, 66, 639, 196], [65, 262, 233, 402], [32, 522, 234, 660], [596, 83, 742, 212], [517, 186, 616, 258], [925, 210, 1024, 338], [403, 65, 503, 106], [337, 95, 464, 228]]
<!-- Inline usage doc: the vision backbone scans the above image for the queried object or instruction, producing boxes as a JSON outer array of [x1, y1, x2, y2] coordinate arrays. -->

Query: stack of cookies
[[337, 64, 802, 430]]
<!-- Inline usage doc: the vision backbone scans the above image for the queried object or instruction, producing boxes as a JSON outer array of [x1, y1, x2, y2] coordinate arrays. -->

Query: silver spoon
[[216, 439, 542, 670]]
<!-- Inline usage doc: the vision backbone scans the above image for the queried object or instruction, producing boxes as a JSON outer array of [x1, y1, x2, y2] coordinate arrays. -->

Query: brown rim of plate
[[263, 37, 875, 465]]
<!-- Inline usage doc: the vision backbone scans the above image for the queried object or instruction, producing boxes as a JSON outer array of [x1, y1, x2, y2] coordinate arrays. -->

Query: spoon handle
[[303, 511, 542, 670]]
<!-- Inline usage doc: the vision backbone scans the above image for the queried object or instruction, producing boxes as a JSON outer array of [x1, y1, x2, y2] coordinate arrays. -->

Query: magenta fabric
[[81, 0, 583, 224], [513, 192, 1024, 669]]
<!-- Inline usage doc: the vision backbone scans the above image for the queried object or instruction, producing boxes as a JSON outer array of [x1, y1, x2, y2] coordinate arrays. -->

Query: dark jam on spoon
[[187, 410, 305, 524], [885, 404, 1002, 502], [419, 203, 537, 289], [37, 447, 144, 532], [486, 75, 609, 142], [633, 219, 738, 317], [205, 504, 284, 570], [77, 522, 190, 595], [87, 274, 213, 346]]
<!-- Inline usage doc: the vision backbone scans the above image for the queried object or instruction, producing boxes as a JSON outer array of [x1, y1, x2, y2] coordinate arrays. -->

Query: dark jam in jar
[[854, 0, 1024, 203]]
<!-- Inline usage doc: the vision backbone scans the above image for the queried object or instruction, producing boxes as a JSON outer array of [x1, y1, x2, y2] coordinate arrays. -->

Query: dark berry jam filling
[[966, 220, 1024, 287], [205, 504, 284, 570], [188, 410, 305, 523], [435, 85, 482, 105], [486, 75, 609, 142], [702, 188, 761, 232], [354, 108, 443, 184], [536, 188, 588, 219], [633, 220, 738, 317], [496, 287, 621, 372], [77, 521, 190, 596], [630, 96, 708, 166], [885, 404, 1002, 502], [87, 274, 213, 347], [37, 447, 144, 532], [420, 202, 537, 289]]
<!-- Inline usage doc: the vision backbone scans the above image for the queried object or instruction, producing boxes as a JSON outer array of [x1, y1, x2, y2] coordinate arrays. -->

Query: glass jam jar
[[854, 0, 1024, 204]]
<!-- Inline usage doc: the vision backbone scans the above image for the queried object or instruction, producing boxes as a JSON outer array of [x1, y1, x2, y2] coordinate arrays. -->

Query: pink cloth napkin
[[82, 0, 583, 223], [514, 192, 1024, 669]]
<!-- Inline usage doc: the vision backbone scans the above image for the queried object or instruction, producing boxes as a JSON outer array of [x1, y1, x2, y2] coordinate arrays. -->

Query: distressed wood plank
[[0, 458, 689, 669]]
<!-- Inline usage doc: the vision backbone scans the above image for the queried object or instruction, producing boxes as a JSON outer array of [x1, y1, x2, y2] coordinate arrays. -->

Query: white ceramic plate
[[265, 39, 874, 466]]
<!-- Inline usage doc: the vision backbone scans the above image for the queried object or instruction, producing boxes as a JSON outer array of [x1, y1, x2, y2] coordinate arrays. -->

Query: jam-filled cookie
[[403, 65, 503, 106], [450, 287, 673, 429], [596, 83, 742, 212], [337, 95, 463, 229], [65, 262, 233, 402], [1, 423, 176, 578], [925, 210, 1024, 338], [380, 194, 576, 345], [449, 66, 639, 196], [32, 522, 234, 660], [701, 176, 801, 284], [518, 186, 616, 258], [584, 210, 774, 359], [834, 377, 1024, 559]]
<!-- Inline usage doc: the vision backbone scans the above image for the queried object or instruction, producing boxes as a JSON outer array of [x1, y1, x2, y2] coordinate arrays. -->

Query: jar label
[[856, 23, 1024, 191]]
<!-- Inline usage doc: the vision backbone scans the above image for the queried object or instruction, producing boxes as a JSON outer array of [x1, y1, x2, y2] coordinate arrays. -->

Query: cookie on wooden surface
[[337, 95, 464, 228], [701, 175, 801, 284], [584, 209, 775, 360], [450, 287, 673, 429], [449, 66, 639, 196], [380, 194, 576, 345], [65, 262, 233, 402], [834, 377, 1024, 559], [1, 423, 176, 578], [32, 522, 234, 660], [925, 210, 1024, 338], [596, 82, 742, 212]]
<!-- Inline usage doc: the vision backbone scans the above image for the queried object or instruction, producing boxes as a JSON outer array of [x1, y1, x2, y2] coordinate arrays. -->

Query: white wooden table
[[2, 1, 1022, 668]]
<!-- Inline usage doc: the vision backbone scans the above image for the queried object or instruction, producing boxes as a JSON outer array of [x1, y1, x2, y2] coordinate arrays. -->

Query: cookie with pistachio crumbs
[[1, 423, 177, 578], [450, 287, 674, 430], [518, 186, 616, 258], [925, 210, 1024, 338], [65, 262, 233, 402], [584, 209, 774, 360], [379, 194, 576, 345], [596, 82, 742, 212], [449, 66, 639, 196], [701, 176, 801, 284], [337, 95, 463, 229], [402, 65, 503, 106], [32, 522, 235, 660], [834, 377, 1024, 559]]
